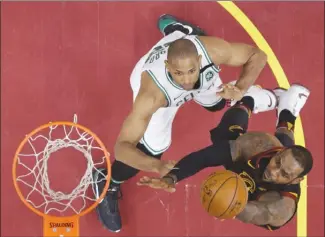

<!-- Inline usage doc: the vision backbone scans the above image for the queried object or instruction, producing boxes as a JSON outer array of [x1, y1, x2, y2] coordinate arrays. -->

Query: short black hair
[[289, 145, 313, 177], [167, 39, 198, 62]]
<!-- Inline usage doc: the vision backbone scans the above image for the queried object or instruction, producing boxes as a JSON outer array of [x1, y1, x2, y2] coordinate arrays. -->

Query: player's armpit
[[236, 192, 296, 227], [114, 72, 167, 173]]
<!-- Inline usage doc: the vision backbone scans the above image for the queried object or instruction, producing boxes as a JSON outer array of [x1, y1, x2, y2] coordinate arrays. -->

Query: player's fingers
[[225, 84, 233, 89], [137, 181, 150, 186], [165, 160, 178, 170], [225, 84, 240, 91], [216, 91, 225, 97], [165, 160, 176, 166], [137, 179, 164, 189], [169, 160, 177, 165], [137, 176, 151, 184], [137, 181, 149, 186], [225, 86, 238, 92], [140, 176, 150, 181], [137, 181, 147, 186], [166, 187, 176, 193], [150, 181, 169, 189]]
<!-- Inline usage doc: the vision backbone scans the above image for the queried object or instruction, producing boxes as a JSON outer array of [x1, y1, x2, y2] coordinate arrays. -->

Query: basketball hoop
[[12, 115, 111, 237]]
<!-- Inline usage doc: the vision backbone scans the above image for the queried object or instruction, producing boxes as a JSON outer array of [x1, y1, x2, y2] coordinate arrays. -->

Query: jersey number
[[145, 42, 171, 64]]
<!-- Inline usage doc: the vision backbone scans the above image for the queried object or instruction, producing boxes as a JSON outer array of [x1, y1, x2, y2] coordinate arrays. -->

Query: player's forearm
[[114, 141, 162, 173], [164, 144, 230, 183], [235, 49, 267, 94], [164, 150, 210, 183]]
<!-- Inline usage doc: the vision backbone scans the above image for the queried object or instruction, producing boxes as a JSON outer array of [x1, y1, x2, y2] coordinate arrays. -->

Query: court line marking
[[217, 2, 307, 236]]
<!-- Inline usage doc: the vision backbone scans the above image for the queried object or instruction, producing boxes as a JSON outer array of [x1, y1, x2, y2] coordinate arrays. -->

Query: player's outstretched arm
[[236, 191, 296, 227], [114, 72, 169, 174], [198, 36, 267, 96], [138, 143, 233, 192]]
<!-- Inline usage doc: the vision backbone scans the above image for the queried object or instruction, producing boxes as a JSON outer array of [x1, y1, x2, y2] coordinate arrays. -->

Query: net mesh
[[14, 116, 109, 216]]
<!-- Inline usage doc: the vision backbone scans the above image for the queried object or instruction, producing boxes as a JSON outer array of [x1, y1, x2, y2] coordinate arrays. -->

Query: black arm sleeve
[[166, 140, 233, 183]]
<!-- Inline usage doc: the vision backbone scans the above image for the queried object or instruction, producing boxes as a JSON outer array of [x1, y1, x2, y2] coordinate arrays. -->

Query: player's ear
[[164, 60, 170, 71], [198, 54, 202, 64], [291, 177, 304, 184]]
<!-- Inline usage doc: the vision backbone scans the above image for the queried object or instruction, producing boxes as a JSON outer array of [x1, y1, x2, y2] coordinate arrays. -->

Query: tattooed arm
[[236, 191, 297, 227], [230, 131, 284, 161]]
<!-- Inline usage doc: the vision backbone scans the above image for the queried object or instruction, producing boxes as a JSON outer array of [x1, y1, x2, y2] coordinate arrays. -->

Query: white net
[[14, 115, 110, 215]]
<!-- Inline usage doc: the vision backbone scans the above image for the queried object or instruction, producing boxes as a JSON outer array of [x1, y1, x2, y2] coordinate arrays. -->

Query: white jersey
[[129, 31, 225, 155], [141, 31, 223, 108]]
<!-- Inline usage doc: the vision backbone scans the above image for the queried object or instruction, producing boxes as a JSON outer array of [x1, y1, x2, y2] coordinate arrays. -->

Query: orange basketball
[[200, 170, 248, 219]]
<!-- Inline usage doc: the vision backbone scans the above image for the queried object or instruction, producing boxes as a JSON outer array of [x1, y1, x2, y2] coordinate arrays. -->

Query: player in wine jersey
[[138, 83, 313, 231], [92, 14, 270, 232]]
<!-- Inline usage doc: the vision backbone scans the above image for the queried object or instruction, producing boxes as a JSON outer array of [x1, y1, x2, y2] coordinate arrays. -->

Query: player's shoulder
[[244, 131, 278, 138], [236, 131, 283, 149], [246, 131, 282, 144], [195, 36, 231, 59], [196, 35, 228, 45], [142, 42, 169, 71], [231, 132, 284, 162], [143, 55, 166, 71], [260, 184, 301, 204], [257, 184, 301, 203], [136, 71, 168, 108]]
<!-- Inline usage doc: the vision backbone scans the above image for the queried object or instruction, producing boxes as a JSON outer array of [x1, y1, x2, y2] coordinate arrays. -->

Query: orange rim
[[12, 121, 111, 219]]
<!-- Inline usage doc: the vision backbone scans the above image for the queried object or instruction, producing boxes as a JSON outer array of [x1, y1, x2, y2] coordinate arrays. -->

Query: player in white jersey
[[92, 14, 274, 232], [131, 30, 225, 155]]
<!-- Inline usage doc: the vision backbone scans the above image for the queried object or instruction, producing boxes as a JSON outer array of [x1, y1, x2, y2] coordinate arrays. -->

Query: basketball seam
[[207, 176, 237, 214], [218, 175, 239, 219], [201, 171, 228, 186]]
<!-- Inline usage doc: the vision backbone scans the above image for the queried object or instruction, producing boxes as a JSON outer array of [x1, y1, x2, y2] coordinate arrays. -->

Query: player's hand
[[216, 83, 244, 101], [215, 216, 237, 222], [156, 160, 177, 177], [137, 176, 176, 192]]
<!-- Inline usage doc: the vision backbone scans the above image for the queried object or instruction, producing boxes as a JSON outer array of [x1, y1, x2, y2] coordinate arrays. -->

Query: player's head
[[263, 145, 313, 184], [165, 39, 202, 90]]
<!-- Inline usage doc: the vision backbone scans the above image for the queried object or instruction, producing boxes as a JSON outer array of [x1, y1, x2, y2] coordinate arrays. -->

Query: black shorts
[[209, 107, 249, 143]]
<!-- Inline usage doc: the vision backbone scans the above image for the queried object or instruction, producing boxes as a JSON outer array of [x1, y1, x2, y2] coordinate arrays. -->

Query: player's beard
[[254, 158, 270, 183]]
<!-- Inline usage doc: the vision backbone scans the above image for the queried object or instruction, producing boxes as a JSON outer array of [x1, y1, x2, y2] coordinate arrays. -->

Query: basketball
[[200, 170, 248, 219]]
